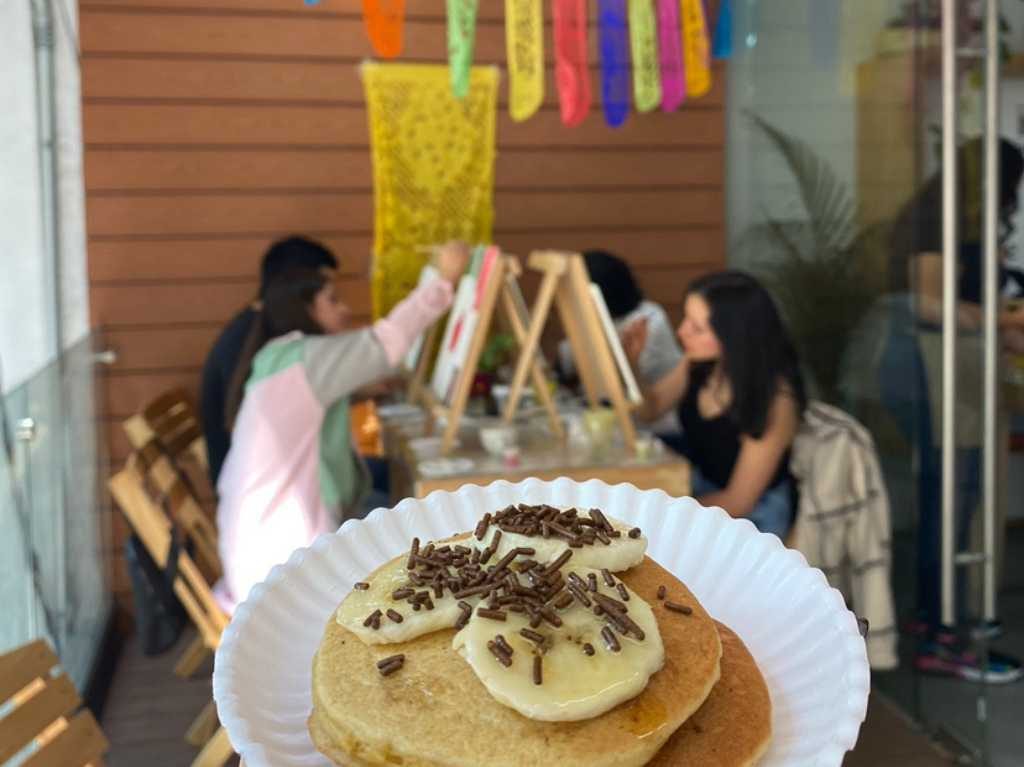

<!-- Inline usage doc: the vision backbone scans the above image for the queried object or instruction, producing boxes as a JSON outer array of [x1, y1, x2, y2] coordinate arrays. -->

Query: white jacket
[[789, 401, 898, 670]]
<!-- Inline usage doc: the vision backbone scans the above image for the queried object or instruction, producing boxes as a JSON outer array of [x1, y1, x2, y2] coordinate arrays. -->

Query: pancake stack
[[308, 504, 772, 766]]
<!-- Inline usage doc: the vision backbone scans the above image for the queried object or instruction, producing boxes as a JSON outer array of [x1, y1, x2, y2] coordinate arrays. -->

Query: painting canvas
[[588, 283, 643, 405], [430, 245, 501, 404]]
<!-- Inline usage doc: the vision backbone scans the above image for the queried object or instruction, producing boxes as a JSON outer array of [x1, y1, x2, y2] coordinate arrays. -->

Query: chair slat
[[151, 406, 195, 434], [22, 710, 108, 767], [121, 414, 155, 451], [0, 674, 78, 762], [141, 388, 192, 421], [0, 640, 57, 703]]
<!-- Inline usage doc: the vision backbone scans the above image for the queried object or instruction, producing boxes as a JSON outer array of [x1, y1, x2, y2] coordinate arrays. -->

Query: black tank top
[[677, 364, 791, 490]]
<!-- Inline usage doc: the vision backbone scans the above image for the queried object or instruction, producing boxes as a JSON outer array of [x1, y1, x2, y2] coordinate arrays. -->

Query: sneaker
[[915, 640, 1024, 684], [969, 619, 1004, 640]]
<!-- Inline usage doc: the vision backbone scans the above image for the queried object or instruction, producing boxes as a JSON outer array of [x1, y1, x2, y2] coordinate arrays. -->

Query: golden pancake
[[309, 554, 721, 767], [648, 622, 772, 767]]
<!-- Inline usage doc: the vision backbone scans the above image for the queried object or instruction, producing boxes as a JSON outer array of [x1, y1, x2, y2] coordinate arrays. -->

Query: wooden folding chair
[[133, 436, 222, 589], [131, 437, 222, 681], [109, 458, 234, 767], [126, 388, 208, 469], [0, 639, 108, 767]]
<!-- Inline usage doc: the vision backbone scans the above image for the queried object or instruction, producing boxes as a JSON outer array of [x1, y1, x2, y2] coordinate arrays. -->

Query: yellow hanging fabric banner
[[505, 0, 544, 122], [680, 0, 711, 98], [628, 0, 662, 113], [363, 63, 498, 318]]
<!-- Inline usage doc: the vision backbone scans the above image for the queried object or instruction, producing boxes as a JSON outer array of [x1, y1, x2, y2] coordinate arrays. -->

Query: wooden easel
[[503, 251, 638, 453], [407, 249, 563, 453]]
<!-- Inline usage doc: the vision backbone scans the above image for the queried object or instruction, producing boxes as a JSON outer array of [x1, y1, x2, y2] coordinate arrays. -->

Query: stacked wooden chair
[[109, 440, 233, 766]]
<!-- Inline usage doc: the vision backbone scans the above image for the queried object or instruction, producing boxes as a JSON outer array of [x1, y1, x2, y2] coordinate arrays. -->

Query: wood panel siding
[[81, 0, 726, 611]]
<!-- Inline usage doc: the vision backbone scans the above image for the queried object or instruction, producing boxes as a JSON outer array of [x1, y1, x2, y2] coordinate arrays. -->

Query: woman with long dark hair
[[213, 243, 467, 611], [623, 270, 806, 538]]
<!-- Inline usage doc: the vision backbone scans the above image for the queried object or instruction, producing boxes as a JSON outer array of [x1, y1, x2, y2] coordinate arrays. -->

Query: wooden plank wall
[[80, 0, 725, 607]]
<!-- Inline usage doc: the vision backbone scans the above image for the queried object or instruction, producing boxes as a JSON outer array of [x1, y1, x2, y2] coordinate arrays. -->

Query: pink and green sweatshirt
[[214, 278, 453, 611]]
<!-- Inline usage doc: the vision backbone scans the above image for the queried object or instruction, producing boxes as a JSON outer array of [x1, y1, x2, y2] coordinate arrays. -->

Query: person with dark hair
[[881, 137, 1024, 683], [200, 236, 339, 486], [622, 270, 806, 538], [559, 250, 683, 433], [213, 243, 468, 611]]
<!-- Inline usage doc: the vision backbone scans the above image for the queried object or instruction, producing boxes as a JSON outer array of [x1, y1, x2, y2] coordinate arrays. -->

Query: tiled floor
[[876, 526, 1024, 767], [101, 629, 952, 767]]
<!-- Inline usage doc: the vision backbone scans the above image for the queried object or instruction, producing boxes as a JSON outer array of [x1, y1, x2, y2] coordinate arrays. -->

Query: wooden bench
[[0, 639, 108, 767]]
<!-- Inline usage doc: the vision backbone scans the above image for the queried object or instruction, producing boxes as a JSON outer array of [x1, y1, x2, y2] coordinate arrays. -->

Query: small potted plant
[[471, 333, 516, 411]]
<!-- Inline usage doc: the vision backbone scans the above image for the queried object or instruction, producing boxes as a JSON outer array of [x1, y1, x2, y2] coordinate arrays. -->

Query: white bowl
[[479, 424, 517, 456], [407, 436, 459, 459], [213, 479, 869, 767]]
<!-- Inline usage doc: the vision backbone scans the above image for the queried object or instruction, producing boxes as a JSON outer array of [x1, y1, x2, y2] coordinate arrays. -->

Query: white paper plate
[[213, 478, 869, 767]]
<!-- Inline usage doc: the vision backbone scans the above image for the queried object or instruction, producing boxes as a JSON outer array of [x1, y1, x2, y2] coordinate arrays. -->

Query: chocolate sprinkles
[[601, 626, 621, 652], [356, 505, 657, 677], [407, 538, 420, 571], [519, 628, 546, 646], [377, 654, 405, 676], [487, 640, 513, 667], [494, 634, 514, 657], [454, 601, 473, 630], [665, 601, 693, 615]]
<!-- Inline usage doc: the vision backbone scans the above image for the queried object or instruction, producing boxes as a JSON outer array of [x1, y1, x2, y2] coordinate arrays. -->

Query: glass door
[[725, 1, 1022, 762]]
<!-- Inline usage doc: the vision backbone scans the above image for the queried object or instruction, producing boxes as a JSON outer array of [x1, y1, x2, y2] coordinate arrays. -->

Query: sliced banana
[[452, 567, 664, 722], [335, 555, 465, 645], [472, 513, 646, 572]]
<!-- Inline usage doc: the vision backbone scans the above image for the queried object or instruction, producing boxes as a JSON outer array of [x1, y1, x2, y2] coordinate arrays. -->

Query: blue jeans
[[878, 295, 980, 632], [690, 469, 794, 539]]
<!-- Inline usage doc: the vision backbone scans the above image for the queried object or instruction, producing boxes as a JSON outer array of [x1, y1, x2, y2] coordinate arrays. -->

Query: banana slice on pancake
[[334, 553, 466, 645], [452, 567, 664, 722], [336, 506, 648, 647]]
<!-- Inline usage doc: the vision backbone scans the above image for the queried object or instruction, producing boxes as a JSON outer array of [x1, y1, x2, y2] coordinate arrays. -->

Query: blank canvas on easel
[[588, 284, 642, 405]]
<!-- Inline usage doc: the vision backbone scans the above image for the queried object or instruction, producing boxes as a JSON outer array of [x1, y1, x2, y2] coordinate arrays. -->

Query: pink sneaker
[[915, 641, 1023, 684]]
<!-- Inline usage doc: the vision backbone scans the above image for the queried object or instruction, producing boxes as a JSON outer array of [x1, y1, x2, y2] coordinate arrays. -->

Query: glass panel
[[0, 332, 111, 692], [0, 391, 46, 655], [722, 1, 1024, 761], [59, 333, 112, 690]]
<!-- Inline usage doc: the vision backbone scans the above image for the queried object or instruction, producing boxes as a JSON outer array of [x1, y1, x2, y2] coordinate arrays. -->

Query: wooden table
[[382, 412, 691, 499]]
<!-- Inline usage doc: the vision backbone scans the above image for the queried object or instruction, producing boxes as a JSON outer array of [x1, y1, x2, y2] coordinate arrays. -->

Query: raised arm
[[304, 243, 468, 405]]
